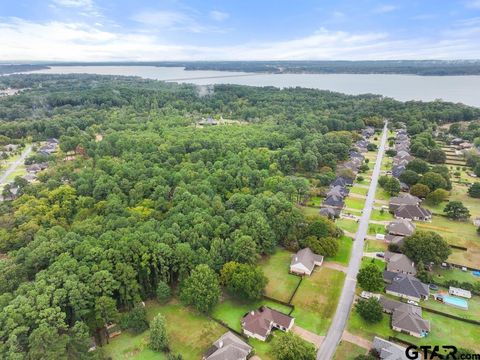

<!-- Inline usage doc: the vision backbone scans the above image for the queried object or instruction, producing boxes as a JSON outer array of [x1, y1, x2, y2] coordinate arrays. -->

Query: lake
[[29, 66, 480, 107]]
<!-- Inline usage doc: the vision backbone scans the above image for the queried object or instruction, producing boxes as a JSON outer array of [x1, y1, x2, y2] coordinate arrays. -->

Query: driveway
[[292, 325, 324, 348], [316, 122, 388, 360]]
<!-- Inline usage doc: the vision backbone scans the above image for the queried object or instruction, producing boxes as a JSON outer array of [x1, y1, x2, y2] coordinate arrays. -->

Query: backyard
[[290, 267, 346, 335], [259, 249, 301, 302], [103, 300, 225, 360]]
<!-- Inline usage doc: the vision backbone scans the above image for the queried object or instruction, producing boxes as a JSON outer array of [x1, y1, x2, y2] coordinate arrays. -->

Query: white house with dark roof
[[389, 194, 421, 212], [373, 336, 409, 360], [290, 247, 323, 276], [385, 252, 416, 275], [384, 272, 429, 302], [386, 219, 416, 237]]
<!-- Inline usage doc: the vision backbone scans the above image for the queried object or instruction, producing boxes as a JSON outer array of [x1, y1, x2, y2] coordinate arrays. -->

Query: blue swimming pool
[[443, 296, 469, 310]]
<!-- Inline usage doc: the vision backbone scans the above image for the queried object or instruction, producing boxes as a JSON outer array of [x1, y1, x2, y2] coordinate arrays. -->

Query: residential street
[[316, 122, 388, 360], [0, 145, 32, 188]]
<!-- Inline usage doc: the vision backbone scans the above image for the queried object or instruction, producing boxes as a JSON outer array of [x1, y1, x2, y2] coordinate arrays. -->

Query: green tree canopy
[[180, 264, 220, 313], [357, 263, 384, 292], [271, 332, 316, 360], [402, 231, 451, 265]]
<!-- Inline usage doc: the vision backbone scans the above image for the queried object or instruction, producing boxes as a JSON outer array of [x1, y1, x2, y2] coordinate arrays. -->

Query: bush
[[121, 305, 149, 333], [156, 281, 172, 303]]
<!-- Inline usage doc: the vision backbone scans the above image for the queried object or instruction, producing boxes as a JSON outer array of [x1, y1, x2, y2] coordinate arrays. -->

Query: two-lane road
[[0, 145, 32, 187], [317, 122, 388, 360]]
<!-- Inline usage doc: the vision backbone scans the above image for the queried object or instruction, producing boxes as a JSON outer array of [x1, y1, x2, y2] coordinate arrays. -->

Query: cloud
[[373, 4, 399, 14], [52, 0, 93, 7], [1, 17, 480, 61], [465, 0, 480, 9], [209, 10, 229, 22]]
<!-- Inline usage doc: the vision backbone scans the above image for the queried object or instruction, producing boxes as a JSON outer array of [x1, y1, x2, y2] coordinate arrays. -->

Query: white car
[[407, 300, 419, 306]]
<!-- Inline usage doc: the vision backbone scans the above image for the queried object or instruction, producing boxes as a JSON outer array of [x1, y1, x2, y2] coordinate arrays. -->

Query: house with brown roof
[[385, 252, 416, 275], [394, 204, 432, 222], [203, 332, 252, 360], [242, 306, 294, 341], [386, 219, 416, 237], [290, 247, 323, 276], [379, 297, 430, 338], [389, 194, 421, 212]]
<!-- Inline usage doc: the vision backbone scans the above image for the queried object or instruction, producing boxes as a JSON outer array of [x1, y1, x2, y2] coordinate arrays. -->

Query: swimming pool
[[443, 295, 469, 310]]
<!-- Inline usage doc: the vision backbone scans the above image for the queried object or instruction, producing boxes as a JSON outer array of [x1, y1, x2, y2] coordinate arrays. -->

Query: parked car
[[407, 300, 419, 306], [429, 284, 439, 291], [376, 252, 385, 258]]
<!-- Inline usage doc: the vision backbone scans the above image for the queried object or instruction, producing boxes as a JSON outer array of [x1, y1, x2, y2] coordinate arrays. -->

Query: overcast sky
[[1, 0, 480, 61]]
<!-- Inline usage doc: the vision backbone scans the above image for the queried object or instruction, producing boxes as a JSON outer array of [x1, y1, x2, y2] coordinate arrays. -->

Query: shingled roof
[[385, 273, 429, 300], [242, 307, 293, 339], [386, 219, 416, 236], [385, 252, 416, 275], [204, 332, 252, 360]]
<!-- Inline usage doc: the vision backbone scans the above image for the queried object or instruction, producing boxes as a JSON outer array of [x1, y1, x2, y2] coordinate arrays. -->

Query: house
[[386, 219, 416, 236], [384, 272, 429, 302], [323, 195, 345, 208], [450, 137, 464, 146], [394, 204, 432, 222], [290, 247, 323, 276], [385, 252, 416, 275], [399, 182, 409, 192], [392, 165, 406, 178], [327, 185, 349, 198], [203, 332, 252, 360], [47, 138, 59, 144], [391, 304, 430, 338], [242, 306, 294, 341], [385, 234, 405, 247], [319, 206, 340, 219], [449, 286, 472, 299], [372, 336, 409, 360], [389, 194, 421, 212], [22, 173, 37, 183], [199, 117, 218, 126], [349, 150, 364, 160], [330, 176, 354, 187]]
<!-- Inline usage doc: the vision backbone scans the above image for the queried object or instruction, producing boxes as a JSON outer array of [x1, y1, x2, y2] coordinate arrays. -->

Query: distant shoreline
[[3, 60, 480, 76]]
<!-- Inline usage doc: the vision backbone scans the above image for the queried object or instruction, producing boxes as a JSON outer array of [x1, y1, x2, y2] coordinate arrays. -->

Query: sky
[[1, 0, 480, 61]]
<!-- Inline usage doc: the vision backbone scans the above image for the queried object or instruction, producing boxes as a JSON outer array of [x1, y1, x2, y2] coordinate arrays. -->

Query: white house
[[290, 247, 323, 276]]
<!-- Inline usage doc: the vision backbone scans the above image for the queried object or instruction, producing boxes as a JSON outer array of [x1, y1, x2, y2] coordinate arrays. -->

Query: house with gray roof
[[290, 247, 323, 276], [389, 194, 421, 212], [319, 207, 340, 219], [385, 234, 405, 247], [327, 185, 349, 198], [372, 337, 409, 360], [394, 204, 432, 222], [392, 165, 406, 178], [392, 304, 430, 338], [384, 272, 429, 302], [323, 194, 345, 208], [386, 219, 415, 236], [242, 306, 294, 341], [385, 252, 416, 275], [203, 332, 252, 360]]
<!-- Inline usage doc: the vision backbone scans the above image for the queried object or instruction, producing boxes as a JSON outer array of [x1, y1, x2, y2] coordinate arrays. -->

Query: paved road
[[316, 122, 388, 360], [0, 145, 32, 187]]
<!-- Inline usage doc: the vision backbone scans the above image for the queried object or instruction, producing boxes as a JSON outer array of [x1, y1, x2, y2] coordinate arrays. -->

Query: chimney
[[295, 256, 298, 261], [219, 340, 223, 348], [250, 311, 254, 316]]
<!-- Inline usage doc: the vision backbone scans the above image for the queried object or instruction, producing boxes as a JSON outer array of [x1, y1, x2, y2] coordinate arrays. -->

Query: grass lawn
[[345, 197, 366, 210], [212, 298, 292, 333], [326, 235, 353, 265], [333, 340, 366, 360], [350, 185, 368, 196], [422, 293, 480, 321], [364, 239, 387, 253], [368, 223, 386, 236], [416, 216, 480, 268], [356, 177, 370, 186], [370, 209, 394, 221], [259, 249, 301, 302], [361, 257, 386, 271], [335, 218, 359, 233], [103, 300, 225, 360], [432, 266, 480, 286], [298, 205, 320, 217], [250, 336, 277, 360], [291, 267, 345, 335], [396, 312, 480, 353], [448, 184, 480, 218], [306, 195, 322, 207], [347, 311, 394, 340], [375, 188, 391, 201]]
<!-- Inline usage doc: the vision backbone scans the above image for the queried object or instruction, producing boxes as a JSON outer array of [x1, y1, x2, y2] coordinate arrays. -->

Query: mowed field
[[333, 340, 367, 360], [290, 267, 346, 335], [103, 300, 225, 360], [259, 249, 301, 302], [416, 216, 480, 268]]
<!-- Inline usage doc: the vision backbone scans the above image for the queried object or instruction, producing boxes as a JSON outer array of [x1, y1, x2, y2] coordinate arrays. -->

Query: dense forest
[[24, 60, 480, 75], [0, 74, 478, 359]]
